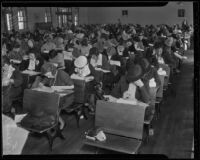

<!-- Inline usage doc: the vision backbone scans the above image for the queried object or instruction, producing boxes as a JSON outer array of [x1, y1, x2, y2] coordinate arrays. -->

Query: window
[[6, 13, 13, 31], [122, 10, 128, 16], [18, 10, 26, 30], [74, 8, 79, 26], [178, 9, 185, 17], [56, 7, 72, 27], [74, 15, 78, 26], [45, 8, 52, 23]]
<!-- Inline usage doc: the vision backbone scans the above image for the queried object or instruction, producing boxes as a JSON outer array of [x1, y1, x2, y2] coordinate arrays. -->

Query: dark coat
[[162, 45, 177, 68], [19, 59, 42, 72], [111, 75, 151, 103], [3, 69, 23, 113]]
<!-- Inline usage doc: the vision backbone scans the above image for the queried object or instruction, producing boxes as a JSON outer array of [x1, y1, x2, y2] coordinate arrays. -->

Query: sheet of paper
[[2, 114, 29, 155], [95, 68, 110, 73], [110, 60, 121, 67], [10, 59, 22, 64], [32, 87, 54, 93], [21, 70, 41, 76], [14, 114, 28, 124], [51, 86, 74, 91], [63, 51, 73, 60]]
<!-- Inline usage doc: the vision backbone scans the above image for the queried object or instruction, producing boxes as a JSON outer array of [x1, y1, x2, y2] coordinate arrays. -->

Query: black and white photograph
[[1, 1, 198, 158]]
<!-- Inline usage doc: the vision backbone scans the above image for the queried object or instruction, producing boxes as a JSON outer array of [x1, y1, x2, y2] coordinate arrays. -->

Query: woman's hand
[[123, 91, 131, 99], [134, 79, 144, 88]]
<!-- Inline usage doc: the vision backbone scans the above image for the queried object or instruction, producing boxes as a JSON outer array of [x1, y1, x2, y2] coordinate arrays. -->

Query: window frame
[[17, 8, 27, 30]]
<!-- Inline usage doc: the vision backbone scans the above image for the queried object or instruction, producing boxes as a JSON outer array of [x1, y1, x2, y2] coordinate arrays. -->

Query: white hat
[[74, 56, 88, 68], [76, 33, 84, 39], [67, 30, 73, 34], [177, 30, 182, 34]]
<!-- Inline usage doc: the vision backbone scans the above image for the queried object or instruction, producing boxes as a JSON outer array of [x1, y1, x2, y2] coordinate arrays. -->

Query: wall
[[1, 2, 193, 33], [82, 2, 193, 26]]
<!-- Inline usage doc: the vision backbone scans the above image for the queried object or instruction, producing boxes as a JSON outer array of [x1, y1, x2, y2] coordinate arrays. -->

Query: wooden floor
[[20, 50, 194, 158]]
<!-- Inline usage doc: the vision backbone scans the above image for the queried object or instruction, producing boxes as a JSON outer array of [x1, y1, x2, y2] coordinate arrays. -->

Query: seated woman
[[8, 43, 23, 62], [80, 38, 92, 57], [2, 56, 23, 119], [70, 56, 96, 114], [48, 49, 65, 69], [54, 36, 65, 51], [20, 52, 42, 72], [31, 62, 74, 130], [139, 58, 161, 93], [107, 64, 152, 120], [154, 42, 170, 77], [89, 47, 112, 83], [110, 64, 151, 104]]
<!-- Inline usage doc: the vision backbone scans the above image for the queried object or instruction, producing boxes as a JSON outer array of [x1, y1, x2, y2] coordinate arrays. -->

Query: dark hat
[[139, 58, 151, 73], [72, 47, 81, 58], [126, 64, 144, 83], [41, 62, 57, 75], [107, 47, 116, 56], [89, 47, 99, 57]]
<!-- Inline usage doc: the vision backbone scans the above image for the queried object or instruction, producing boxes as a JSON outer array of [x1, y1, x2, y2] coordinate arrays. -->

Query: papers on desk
[[63, 51, 73, 60], [110, 60, 121, 67], [71, 74, 85, 80], [32, 87, 54, 93], [2, 114, 29, 155], [51, 86, 74, 97], [85, 76, 94, 82], [116, 98, 149, 108], [21, 70, 41, 76], [10, 59, 22, 64], [51, 86, 74, 91], [95, 68, 110, 73], [14, 114, 28, 124], [43, 50, 49, 53], [71, 74, 94, 82]]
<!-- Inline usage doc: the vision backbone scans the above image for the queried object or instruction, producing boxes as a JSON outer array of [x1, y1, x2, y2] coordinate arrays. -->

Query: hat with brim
[[72, 48, 81, 58], [126, 64, 144, 83], [41, 62, 57, 76], [74, 56, 88, 68], [107, 47, 116, 56], [110, 39, 119, 47]]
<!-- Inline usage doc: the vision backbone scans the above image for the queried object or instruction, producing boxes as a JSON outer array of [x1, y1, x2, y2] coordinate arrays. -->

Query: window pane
[[18, 11, 22, 17], [6, 14, 11, 31], [58, 16, 61, 27], [18, 22, 24, 30]]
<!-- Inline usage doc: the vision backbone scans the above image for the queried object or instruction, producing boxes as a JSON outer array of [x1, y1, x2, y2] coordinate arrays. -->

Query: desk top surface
[[21, 70, 41, 76]]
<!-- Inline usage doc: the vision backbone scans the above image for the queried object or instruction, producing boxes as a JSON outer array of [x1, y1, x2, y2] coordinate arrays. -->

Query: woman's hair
[[49, 49, 59, 59], [89, 47, 99, 57]]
